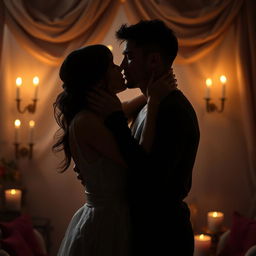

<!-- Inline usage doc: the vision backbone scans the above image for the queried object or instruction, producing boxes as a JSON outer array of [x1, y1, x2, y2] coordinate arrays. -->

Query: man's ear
[[147, 52, 162, 71]]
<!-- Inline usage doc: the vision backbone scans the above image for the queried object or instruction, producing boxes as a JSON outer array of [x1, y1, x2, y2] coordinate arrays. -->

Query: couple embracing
[[53, 19, 200, 256]]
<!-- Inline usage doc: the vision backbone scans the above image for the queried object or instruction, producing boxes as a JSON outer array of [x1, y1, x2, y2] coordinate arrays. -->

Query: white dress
[[57, 120, 131, 256]]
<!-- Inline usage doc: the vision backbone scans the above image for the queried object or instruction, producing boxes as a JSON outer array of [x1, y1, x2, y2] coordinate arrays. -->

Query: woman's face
[[105, 57, 126, 94]]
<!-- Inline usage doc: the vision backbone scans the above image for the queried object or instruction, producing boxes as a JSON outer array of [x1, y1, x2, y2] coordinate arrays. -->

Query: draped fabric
[[0, 0, 5, 69], [123, 0, 244, 64], [123, 0, 256, 216], [0, 0, 255, 253], [3, 0, 120, 65]]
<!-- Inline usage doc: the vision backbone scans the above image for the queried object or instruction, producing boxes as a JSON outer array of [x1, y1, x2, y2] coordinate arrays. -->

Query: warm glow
[[29, 120, 35, 128], [220, 75, 227, 84], [14, 119, 21, 128], [33, 76, 39, 86], [196, 234, 211, 241], [16, 77, 22, 87], [10, 189, 16, 195], [205, 78, 212, 87], [107, 45, 113, 51], [208, 211, 224, 218]]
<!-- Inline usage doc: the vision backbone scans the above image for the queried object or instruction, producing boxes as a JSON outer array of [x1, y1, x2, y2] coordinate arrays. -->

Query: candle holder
[[16, 98, 37, 114], [14, 143, 33, 159], [205, 97, 226, 113]]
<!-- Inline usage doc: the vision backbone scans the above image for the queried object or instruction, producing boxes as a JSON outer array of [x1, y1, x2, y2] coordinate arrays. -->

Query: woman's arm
[[122, 94, 147, 123]]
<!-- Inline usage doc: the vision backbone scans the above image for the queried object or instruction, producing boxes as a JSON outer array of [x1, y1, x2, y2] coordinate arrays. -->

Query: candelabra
[[14, 119, 35, 159], [15, 76, 39, 114], [204, 76, 227, 113], [14, 143, 33, 159], [205, 97, 226, 113]]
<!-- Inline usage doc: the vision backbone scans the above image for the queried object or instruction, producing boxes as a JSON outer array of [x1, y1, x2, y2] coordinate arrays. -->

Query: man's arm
[[104, 111, 150, 170]]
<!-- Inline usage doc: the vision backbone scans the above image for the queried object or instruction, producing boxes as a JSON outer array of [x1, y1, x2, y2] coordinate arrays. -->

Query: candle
[[33, 76, 39, 99], [14, 119, 21, 143], [16, 77, 22, 100], [29, 120, 35, 143], [220, 75, 227, 98], [194, 234, 211, 256], [207, 211, 224, 233], [205, 78, 212, 98], [5, 189, 22, 211]]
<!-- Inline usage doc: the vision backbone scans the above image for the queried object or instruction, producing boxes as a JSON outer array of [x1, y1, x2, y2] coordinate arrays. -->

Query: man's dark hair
[[116, 19, 178, 66]]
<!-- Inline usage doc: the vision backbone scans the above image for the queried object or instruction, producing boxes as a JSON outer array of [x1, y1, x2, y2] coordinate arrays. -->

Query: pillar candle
[[207, 211, 224, 233], [14, 119, 21, 143], [33, 76, 39, 99], [5, 189, 22, 211], [16, 77, 22, 100], [220, 75, 227, 98], [194, 234, 211, 256], [29, 120, 35, 143], [205, 78, 212, 98]]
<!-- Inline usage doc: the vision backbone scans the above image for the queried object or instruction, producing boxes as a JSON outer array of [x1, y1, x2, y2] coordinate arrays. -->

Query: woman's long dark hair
[[53, 45, 112, 172]]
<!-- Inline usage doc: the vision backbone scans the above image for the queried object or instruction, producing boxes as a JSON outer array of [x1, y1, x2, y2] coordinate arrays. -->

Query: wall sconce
[[14, 119, 35, 159], [204, 75, 227, 113], [16, 76, 39, 114]]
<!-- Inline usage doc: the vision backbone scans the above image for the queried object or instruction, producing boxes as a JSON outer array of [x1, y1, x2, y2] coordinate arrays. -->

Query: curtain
[[122, 0, 256, 217], [3, 0, 120, 65]]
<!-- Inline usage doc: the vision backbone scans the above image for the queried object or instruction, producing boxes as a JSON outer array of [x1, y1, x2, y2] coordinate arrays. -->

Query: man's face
[[120, 40, 149, 90]]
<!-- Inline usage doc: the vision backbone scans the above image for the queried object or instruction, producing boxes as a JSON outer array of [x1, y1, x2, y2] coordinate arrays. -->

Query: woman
[[53, 44, 175, 255], [53, 45, 131, 256]]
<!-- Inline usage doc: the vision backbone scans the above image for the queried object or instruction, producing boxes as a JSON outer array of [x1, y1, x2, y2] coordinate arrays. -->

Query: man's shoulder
[[161, 90, 194, 111]]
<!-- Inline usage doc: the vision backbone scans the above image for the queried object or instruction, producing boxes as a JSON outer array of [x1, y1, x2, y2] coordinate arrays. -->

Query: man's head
[[116, 19, 178, 91]]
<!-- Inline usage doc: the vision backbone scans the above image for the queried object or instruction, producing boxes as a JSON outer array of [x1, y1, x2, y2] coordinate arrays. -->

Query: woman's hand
[[87, 88, 122, 119], [146, 68, 177, 104]]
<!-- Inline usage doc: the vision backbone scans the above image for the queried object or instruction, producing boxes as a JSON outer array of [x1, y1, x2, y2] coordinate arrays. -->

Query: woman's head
[[60, 44, 125, 97], [53, 44, 125, 172]]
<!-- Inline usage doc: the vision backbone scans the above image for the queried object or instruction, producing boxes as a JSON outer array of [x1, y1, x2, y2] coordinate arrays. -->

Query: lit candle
[[194, 234, 212, 256], [29, 120, 35, 143], [33, 76, 39, 99], [5, 189, 22, 211], [207, 211, 224, 233], [14, 119, 21, 143], [16, 77, 22, 100], [205, 78, 212, 98], [220, 75, 227, 98]]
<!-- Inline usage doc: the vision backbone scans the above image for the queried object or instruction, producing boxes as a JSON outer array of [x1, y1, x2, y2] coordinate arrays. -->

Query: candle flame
[[107, 45, 113, 51], [199, 234, 205, 239], [220, 75, 227, 84], [205, 78, 212, 87], [29, 120, 35, 128], [11, 189, 16, 195], [16, 77, 22, 87], [14, 119, 21, 128], [196, 234, 211, 241], [213, 211, 218, 217], [33, 76, 39, 86]]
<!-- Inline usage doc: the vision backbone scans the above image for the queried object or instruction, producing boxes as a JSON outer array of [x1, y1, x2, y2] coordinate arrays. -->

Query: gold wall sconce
[[204, 75, 227, 113], [14, 119, 35, 159], [16, 76, 39, 114]]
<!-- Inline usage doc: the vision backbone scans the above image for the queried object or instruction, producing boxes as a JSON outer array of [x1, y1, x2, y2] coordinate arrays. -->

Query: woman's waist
[[85, 191, 128, 207]]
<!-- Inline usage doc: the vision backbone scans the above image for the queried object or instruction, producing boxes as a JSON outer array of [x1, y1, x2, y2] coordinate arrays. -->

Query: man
[[85, 20, 200, 255]]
